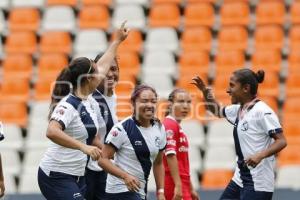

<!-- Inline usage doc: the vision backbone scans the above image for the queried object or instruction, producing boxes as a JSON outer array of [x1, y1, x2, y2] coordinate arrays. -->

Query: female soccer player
[[85, 54, 119, 200], [192, 69, 287, 200], [38, 22, 129, 200], [163, 89, 200, 200], [99, 85, 166, 200]]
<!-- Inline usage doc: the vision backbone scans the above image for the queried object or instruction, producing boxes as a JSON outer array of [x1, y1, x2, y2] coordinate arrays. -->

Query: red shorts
[[164, 174, 192, 200]]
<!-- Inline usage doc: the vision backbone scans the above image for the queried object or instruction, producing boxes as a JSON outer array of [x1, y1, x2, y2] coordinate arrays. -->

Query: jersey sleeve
[[259, 109, 282, 136], [159, 125, 167, 151], [105, 124, 126, 150], [222, 104, 241, 124], [163, 120, 179, 155], [50, 102, 75, 130]]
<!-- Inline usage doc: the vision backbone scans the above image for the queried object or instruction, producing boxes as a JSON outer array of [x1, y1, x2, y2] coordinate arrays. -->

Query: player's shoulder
[[163, 116, 179, 127], [254, 100, 275, 113]]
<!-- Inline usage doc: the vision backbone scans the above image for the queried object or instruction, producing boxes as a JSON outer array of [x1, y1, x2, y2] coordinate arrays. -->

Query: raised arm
[[96, 21, 129, 82], [191, 76, 223, 117]]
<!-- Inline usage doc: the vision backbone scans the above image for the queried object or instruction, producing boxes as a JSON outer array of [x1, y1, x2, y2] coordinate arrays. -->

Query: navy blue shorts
[[85, 168, 107, 200], [38, 167, 86, 200], [105, 191, 142, 200], [220, 180, 273, 200]]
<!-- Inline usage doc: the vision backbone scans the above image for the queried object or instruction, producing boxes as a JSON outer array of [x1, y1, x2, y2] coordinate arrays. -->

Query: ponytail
[[255, 70, 265, 83]]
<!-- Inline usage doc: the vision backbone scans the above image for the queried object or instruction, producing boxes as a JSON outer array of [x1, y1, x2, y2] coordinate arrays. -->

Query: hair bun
[[255, 70, 265, 83]]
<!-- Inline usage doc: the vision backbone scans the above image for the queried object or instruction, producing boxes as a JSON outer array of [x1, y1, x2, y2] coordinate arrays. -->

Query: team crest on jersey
[[241, 121, 249, 131], [111, 130, 118, 137], [56, 108, 65, 115], [166, 130, 174, 138], [155, 136, 160, 147]]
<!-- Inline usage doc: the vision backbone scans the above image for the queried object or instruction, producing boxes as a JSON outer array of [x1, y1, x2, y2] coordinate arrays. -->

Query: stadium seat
[[181, 120, 205, 147], [254, 25, 284, 51], [289, 25, 300, 51], [282, 97, 300, 118], [215, 50, 246, 73], [19, 171, 41, 193], [178, 51, 210, 76], [111, 29, 143, 53], [0, 150, 21, 175], [116, 99, 133, 120], [8, 8, 40, 31], [2, 54, 33, 79], [189, 146, 203, 170], [81, 0, 112, 6], [142, 51, 177, 76], [112, 4, 146, 30], [0, 38, 3, 57], [37, 53, 68, 79], [255, 0, 285, 25], [257, 72, 280, 97], [142, 74, 174, 99], [201, 169, 233, 189], [285, 72, 300, 97], [42, 6, 76, 32], [251, 50, 282, 73], [175, 73, 208, 97], [34, 77, 56, 101], [0, 102, 28, 126], [152, 0, 182, 3], [145, 28, 179, 52], [118, 51, 140, 76], [0, 0, 9, 10], [0, 78, 30, 103], [207, 119, 235, 146], [156, 99, 168, 121], [3, 173, 17, 194], [288, 49, 300, 73], [204, 145, 235, 170], [0, 124, 23, 151], [0, 10, 6, 33], [278, 145, 300, 166], [184, 3, 215, 28], [290, 0, 300, 24], [26, 120, 51, 149], [11, 0, 44, 8], [23, 149, 46, 172], [115, 81, 135, 99], [220, 1, 250, 26], [28, 101, 50, 122], [5, 31, 37, 55], [40, 31, 72, 54], [78, 5, 110, 30], [74, 29, 107, 56], [46, 0, 77, 6], [148, 3, 180, 28], [282, 119, 300, 145], [218, 26, 248, 51], [180, 27, 212, 51], [277, 166, 300, 190]]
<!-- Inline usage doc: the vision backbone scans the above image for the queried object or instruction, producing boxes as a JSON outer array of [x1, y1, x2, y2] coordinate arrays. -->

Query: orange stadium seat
[[149, 3, 180, 28], [8, 8, 40, 31], [115, 81, 135, 98], [2, 54, 33, 79], [176, 72, 208, 95], [118, 52, 140, 76], [215, 50, 246, 73], [5, 31, 37, 54], [0, 78, 30, 103], [40, 31, 72, 55], [156, 99, 169, 121], [81, 0, 112, 6], [37, 53, 68, 79], [187, 0, 216, 3], [78, 6, 110, 30], [290, 0, 300, 24], [201, 169, 233, 189], [251, 50, 282, 73], [258, 96, 278, 113], [220, 1, 250, 26], [34, 77, 55, 101], [116, 99, 133, 120], [152, 0, 182, 3], [282, 119, 300, 145], [212, 74, 232, 98], [184, 3, 215, 28], [278, 145, 300, 166], [254, 25, 284, 51], [218, 26, 248, 51], [257, 73, 279, 97], [0, 102, 28, 127], [111, 30, 143, 53], [181, 27, 212, 51], [288, 50, 300, 73], [256, 0, 285, 25], [285, 72, 300, 97], [47, 0, 77, 6], [178, 51, 210, 76], [283, 97, 300, 116], [289, 25, 300, 51]]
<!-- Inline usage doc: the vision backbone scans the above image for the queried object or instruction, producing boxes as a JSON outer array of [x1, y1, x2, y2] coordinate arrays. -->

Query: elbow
[[46, 126, 57, 141]]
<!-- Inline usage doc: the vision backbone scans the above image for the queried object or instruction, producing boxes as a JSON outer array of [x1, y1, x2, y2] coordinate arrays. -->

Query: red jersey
[[163, 116, 190, 178]]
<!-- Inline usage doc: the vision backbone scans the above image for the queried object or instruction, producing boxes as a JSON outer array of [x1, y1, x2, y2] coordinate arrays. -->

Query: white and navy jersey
[[222, 100, 282, 192], [105, 116, 167, 199], [39, 94, 104, 177], [87, 90, 118, 171]]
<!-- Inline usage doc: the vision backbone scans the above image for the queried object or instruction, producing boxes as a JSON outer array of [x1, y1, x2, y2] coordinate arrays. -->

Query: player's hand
[[123, 173, 140, 192], [245, 153, 264, 168], [81, 145, 102, 161], [115, 21, 129, 43], [191, 189, 200, 200], [0, 180, 5, 197], [191, 76, 207, 92], [172, 185, 183, 200]]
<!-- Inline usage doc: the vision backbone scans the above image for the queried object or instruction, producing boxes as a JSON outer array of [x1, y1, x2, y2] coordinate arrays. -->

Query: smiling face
[[227, 74, 248, 104], [134, 89, 158, 121], [104, 59, 119, 90], [171, 91, 191, 120]]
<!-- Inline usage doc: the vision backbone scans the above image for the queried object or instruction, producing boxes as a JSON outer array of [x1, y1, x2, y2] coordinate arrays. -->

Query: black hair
[[48, 57, 95, 119], [233, 68, 265, 96], [165, 88, 187, 116]]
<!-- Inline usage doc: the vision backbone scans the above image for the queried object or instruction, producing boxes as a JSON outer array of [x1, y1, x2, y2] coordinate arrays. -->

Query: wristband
[[157, 188, 164, 194]]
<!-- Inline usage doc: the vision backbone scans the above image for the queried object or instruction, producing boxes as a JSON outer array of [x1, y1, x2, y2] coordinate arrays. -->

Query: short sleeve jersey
[[223, 100, 282, 192], [163, 116, 190, 178], [39, 94, 103, 176], [105, 117, 167, 199]]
